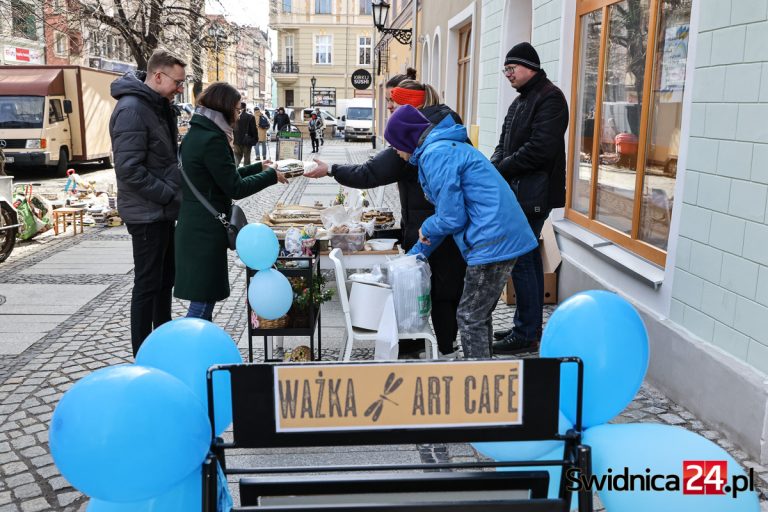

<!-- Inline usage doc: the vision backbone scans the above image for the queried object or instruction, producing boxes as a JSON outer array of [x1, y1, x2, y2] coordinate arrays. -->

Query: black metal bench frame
[[202, 357, 593, 512]]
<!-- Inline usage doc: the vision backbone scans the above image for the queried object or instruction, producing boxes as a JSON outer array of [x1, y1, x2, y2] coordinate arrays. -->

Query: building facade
[[0, 0, 46, 65], [475, 0, 768, 463], [269, 0, 376, 113]]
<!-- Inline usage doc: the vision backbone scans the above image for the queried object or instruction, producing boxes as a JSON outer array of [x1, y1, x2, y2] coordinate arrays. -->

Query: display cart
[[245, 254, 322, 363]]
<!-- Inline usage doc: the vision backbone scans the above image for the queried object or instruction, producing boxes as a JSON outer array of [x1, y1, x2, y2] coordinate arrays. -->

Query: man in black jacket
[[234, 102, 257, 165], [109, 48, 186, 356], [490, 42, 569, 355], [273, 107, 291, 134]]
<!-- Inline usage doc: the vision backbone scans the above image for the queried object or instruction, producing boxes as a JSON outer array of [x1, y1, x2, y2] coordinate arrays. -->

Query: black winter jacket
[[234, 111, 258, 146], [331, 104, 462, 250], [490, 71, 569, 218], [273, 112, 291, 132], [109, 72, 181, 223]]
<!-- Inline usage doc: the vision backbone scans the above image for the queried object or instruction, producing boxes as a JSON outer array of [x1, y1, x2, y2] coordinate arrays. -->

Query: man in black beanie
[[490, 42, 569, 355]]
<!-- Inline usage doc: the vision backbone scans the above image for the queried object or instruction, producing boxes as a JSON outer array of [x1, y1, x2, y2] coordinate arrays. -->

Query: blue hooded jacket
[[407, 116, 538, 266]]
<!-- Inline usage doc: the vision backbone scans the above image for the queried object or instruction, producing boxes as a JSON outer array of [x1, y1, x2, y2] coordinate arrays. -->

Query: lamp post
[[208, 26, 228, 81], [371, 0, 412, 46], [310, 75, 316, 107]]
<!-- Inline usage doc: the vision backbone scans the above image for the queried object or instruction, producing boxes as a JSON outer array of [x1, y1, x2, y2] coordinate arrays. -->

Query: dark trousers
[[511, 213, 550, 341], [310, 132, 319, 152], [187, 301, 215, 322], [233, 144, 252, 166], [126, 221, 175, 356], [428, 239, 467, 354]]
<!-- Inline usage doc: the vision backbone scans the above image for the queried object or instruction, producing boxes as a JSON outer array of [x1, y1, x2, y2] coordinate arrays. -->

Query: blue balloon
[[583, 423, 759, 511], [87, 466, 202, 511], [236, 223, 279, 270], [473, 411, 572, 462], [50, 365, 211, 502], [540, 290, 648, 427], [136, 318, 242, 436], [248, 268, 293, 320]]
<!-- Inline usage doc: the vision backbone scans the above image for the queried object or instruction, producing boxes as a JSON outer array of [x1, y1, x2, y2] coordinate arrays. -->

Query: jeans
[[233, 144, 252, 166], [187, 301, 215, 322], [310, 133, 319, 152], [457, 259, 517, 358], [255, 141, 268, 160], [126, 221, 175, 356], [511, 213, 550, 341]]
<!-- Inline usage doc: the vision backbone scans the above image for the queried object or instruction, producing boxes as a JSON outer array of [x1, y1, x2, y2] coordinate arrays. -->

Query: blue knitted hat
[[384, 105, 431, 154]]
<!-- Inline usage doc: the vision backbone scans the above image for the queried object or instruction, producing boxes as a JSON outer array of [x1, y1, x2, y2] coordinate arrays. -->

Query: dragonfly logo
[[364, 372, 403, 422]]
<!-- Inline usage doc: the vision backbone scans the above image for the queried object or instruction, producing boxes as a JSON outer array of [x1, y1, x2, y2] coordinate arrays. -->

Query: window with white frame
[[284, 34, 294, 70], [315, 0, 331, 14], [315, 35, 332, 64], [359, 0, 372, 15], [282, 0, 291, 13], [54, 31, 68, 56], [358, 35, 371, 65]]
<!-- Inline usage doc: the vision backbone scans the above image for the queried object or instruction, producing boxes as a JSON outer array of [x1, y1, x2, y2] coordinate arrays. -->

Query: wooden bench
[[203, 358, 593, 512]]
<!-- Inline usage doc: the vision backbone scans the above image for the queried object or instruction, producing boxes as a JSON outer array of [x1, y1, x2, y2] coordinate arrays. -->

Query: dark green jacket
[[175, 114, 277, 302]]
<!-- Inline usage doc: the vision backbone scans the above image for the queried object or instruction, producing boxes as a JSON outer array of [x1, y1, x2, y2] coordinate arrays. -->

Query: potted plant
[[289, 274, 334, 328]]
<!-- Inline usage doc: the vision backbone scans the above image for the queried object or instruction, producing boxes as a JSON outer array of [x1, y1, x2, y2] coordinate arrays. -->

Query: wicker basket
[[253, 313, 289, 329]]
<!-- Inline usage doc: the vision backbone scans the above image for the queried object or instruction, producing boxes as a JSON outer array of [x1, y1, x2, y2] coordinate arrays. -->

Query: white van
[[341, 99, 373, 142]]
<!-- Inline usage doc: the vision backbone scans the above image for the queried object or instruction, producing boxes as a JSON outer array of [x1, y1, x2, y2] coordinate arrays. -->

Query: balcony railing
[[272, 61, 299, 73]]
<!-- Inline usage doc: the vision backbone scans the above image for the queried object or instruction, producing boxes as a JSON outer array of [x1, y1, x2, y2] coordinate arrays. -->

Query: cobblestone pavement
[[1, 139, 766, 510]]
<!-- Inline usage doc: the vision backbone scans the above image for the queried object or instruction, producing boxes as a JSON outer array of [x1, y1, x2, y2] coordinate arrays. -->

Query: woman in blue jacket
[[384, 105, 537, 358]]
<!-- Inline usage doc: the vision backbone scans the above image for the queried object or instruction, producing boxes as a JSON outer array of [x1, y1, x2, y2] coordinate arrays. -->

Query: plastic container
[[367, 238, 398, 251], [330, 232, 366, 252]]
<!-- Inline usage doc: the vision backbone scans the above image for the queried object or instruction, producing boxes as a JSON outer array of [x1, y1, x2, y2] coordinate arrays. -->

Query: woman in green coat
[[175, 82, 287, 321]]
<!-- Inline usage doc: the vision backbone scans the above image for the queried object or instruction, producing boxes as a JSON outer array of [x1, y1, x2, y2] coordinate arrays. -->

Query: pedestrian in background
[[314, 107, 325, 146], [273, 107, 290, 134], [305, 71, 468, 358], [254, 106, 270, 159], [109, 48, 186, 356], [233, 102, 257, 166], [308, 113, 320, 153], [386, 105, 538, 359], [175, 82, 287, 322], [490, 42, 569, 355]]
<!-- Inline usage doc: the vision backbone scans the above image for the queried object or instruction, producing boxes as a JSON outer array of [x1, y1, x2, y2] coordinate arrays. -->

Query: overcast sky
[[206, 0, 270, 30]]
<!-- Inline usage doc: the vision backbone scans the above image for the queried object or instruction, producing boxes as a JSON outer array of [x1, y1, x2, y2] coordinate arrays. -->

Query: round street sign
[[351, 69, 372, 90]]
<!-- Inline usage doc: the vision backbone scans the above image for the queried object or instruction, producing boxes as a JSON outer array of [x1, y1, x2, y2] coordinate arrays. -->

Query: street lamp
[[310, 75, 316, 107], [371, 0, 412, 46], [208, 26, 228, 81]]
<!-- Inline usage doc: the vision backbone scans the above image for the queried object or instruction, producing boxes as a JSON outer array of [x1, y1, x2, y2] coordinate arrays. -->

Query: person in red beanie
[[385, 104, 538, 359], [305, 75, 467, 359]]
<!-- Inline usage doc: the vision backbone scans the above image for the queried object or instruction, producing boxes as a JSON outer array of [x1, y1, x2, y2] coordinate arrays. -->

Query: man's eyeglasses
[[502, 65, 518, 75], [158, 71, 186, 87]]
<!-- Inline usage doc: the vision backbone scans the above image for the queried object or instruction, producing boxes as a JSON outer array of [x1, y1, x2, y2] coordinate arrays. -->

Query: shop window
[[566, 0, 692, 266]]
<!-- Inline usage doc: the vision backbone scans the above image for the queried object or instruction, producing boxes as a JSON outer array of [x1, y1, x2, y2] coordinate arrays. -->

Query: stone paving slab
[[18, 242, 133, 275]]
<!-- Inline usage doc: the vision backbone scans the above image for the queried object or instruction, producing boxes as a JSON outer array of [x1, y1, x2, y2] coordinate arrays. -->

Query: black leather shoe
[[493, 328, 512, 340], [492, 333, 539, 355]]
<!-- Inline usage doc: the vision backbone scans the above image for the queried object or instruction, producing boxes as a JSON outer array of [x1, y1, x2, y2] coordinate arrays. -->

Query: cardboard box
[[349, 281, 392, 330], [501, 219, 561, 305]]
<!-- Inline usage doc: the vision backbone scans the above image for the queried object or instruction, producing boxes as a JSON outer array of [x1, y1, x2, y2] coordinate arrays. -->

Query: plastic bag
[[386, 255, 432, 334], [284, 227, 303, 256]]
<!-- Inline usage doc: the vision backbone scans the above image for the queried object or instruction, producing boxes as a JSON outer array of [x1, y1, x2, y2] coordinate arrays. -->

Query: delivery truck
[[0, 65, 119, 176]]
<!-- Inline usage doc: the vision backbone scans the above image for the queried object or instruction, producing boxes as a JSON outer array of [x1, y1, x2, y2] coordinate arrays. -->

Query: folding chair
[[329, 248, 438, 361]]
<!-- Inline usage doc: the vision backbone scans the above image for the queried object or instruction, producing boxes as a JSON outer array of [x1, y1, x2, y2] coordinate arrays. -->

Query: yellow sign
[[274, 361, 523, 432]]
